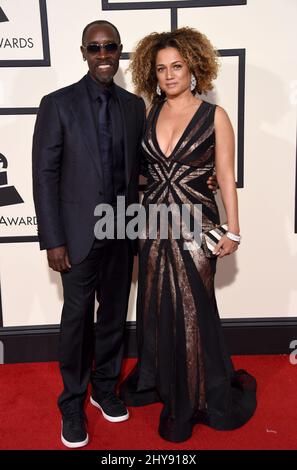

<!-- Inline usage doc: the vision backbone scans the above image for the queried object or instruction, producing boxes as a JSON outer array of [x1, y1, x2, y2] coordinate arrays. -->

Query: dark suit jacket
[[32, 75, 145, 264]]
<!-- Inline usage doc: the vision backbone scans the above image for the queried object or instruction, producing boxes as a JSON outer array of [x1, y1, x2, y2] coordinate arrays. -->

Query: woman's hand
[[213, 235, 239, 258], [206, 174, 218, 192]]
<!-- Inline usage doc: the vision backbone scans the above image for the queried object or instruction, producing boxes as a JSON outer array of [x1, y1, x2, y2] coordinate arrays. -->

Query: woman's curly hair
[[129, 27, 219, 103]]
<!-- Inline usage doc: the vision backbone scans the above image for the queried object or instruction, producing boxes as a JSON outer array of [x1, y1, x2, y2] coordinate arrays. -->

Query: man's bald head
[[82, 20, 121, 45]]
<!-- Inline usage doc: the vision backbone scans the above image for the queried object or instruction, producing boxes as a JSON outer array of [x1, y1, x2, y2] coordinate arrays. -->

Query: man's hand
[[207, 174, 218, 192], [47, 246, 71, 272]]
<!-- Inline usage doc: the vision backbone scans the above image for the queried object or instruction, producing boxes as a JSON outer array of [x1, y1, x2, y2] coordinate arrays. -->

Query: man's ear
[[80, 46, 86, 60]]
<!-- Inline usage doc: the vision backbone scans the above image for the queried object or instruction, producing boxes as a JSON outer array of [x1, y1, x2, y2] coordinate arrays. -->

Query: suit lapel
[[70, 76, 103, 181], [115, 85, 134, 186]]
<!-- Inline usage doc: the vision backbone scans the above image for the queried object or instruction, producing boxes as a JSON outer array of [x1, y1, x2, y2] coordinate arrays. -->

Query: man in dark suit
[[32, 20, 145, 448]]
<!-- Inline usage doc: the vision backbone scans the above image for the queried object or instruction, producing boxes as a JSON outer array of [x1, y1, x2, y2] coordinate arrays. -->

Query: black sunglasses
[[83, 43, 120, 54]]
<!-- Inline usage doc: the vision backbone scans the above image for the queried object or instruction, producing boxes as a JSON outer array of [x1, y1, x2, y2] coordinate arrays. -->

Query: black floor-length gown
[[120, 100, 257, 442]]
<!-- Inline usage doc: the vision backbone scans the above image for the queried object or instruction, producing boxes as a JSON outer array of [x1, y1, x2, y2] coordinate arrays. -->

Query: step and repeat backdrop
[[0, 1, 296, 338]]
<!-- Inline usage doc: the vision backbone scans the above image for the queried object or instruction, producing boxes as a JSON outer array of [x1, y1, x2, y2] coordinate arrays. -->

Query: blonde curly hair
[[129, 27, 219, 103]]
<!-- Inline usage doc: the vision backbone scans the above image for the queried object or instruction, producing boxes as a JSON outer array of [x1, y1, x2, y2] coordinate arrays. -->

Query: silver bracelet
[[226, 231, 241, 243]]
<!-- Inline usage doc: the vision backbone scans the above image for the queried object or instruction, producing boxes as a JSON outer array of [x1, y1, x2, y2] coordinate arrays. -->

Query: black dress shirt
[[85, 73, 126, 204]]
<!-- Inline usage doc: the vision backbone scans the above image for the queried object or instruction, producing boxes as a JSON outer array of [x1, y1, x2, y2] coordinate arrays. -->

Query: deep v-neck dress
[[120, 100, 257, 443]]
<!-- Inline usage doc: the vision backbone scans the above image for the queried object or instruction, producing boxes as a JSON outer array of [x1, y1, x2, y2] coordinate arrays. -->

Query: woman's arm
[[213, 106, 240, 257]]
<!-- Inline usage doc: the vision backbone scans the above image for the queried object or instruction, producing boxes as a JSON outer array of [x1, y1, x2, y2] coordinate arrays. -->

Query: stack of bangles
[[226, 231, 241, 244]]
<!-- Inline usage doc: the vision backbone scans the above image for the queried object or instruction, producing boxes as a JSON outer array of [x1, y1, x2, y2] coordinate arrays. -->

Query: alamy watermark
[[0, 340, 4, 364], [289, 339, 297, 365], [94, 196, 203, 249]]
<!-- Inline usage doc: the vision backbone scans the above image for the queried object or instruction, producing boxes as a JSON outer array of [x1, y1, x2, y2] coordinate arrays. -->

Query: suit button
[[99, 191, 103, 196]]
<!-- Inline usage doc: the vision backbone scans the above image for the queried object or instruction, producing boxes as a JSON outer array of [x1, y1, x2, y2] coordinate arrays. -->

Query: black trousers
[[58, 239, 134, 412]]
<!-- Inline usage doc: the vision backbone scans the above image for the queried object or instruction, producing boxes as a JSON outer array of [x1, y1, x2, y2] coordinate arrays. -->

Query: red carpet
[[0, 356, 296, 450]]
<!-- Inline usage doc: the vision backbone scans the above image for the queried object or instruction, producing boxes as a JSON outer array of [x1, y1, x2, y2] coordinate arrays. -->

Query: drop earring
[[190, 73, 197, 91], [156, 83, 162, 96]]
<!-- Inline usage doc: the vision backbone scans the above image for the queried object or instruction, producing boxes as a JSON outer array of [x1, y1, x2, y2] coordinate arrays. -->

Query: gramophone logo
[[0, 153, 23, 207], [0, 0, 50, 66], [0, 6, 8, 22]]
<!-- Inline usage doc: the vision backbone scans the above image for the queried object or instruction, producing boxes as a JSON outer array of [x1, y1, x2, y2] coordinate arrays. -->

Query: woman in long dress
[[120, 27, 256, 443]]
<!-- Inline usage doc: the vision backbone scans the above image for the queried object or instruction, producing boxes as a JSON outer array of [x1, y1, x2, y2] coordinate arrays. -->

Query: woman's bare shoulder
[[214, 105, 232, 128]]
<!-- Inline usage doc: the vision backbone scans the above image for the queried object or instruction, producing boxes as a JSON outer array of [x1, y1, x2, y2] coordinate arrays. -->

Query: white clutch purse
[[202, 223, 228, 255]]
